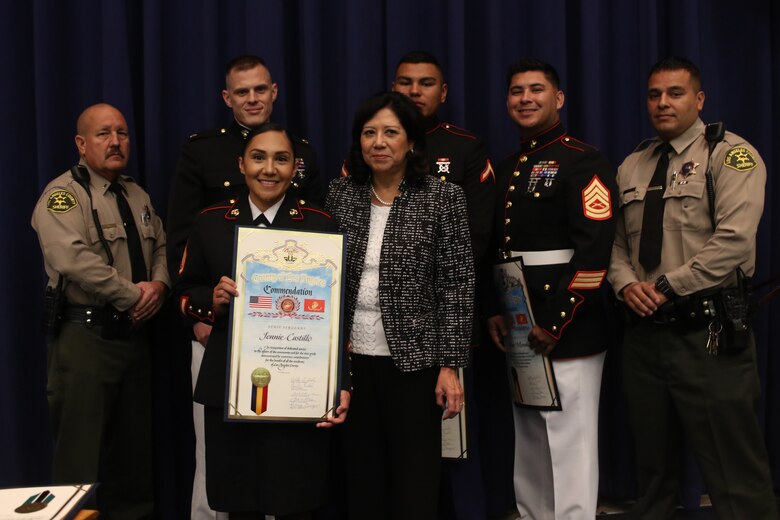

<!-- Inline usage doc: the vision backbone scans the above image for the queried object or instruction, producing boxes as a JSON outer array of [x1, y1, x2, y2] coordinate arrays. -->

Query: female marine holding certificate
[[326, 92, 474, 519], [175, 123, 350, 520]]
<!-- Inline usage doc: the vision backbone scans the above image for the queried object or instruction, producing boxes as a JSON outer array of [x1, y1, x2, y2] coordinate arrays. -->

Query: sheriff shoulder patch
[[723, 146, 757, 172], [582, 175, 611, 220], [46, 190, 78, 213]]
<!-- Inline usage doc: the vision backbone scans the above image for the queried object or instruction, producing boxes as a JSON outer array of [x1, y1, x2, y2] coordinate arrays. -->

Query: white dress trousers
[[512, 351, 605, 520]]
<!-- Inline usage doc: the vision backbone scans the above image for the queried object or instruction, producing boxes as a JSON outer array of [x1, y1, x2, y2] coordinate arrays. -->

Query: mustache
[[106, 146, 125, 158]]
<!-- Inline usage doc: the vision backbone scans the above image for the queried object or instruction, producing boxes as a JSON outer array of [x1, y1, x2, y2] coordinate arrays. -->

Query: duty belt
[[62, 304, 126, 328], [625, 288, 722, 328]]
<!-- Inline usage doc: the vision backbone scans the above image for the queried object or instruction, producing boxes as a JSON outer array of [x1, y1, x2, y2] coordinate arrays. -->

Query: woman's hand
[[316, 390, 351, 428], [436, 367, 464, 420], [212, 276, 238, 316]]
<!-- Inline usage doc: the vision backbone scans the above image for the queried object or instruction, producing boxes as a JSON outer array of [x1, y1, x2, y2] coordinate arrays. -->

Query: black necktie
[[253, 213, 271, 227], [108, 182, 147, 282], [638, 142, 673, 271]]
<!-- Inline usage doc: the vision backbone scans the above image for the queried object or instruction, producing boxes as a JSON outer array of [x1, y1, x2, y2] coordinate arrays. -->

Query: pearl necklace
[[370, 183, 395, 206]]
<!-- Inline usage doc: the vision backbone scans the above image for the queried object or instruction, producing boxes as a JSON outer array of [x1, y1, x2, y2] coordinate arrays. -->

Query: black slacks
[[47, 322, 153, 520], [623, 321, 778, 520], [345, 354, 443, 520]]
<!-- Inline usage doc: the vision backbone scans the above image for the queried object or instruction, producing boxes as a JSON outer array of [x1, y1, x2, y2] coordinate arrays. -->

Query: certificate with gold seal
[[226, 226, 345, 422]]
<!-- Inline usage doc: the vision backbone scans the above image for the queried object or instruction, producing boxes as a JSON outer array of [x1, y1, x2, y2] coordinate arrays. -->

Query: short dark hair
[[648, 56, 702, 90], [396, 51, 445, 79], [242, 122, 296, 158], [506, 58, 560, 90], [225, 55, 269, 84], [346, 92, 429, 186]]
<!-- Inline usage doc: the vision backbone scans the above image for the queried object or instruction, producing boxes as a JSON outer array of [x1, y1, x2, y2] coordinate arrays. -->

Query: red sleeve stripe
[[568, 270, 606, 290]]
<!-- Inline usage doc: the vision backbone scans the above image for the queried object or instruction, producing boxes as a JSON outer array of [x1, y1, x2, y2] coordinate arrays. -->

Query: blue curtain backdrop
[[2, 0, 779, 514]]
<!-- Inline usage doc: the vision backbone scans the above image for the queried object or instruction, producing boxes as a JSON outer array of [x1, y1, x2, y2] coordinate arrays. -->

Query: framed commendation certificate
[[225, 226, 346, 422], [493, 258, 561, 410]]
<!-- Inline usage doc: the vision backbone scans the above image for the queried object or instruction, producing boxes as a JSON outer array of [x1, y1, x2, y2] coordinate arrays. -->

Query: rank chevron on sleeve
[[582, 175, 612, 220]]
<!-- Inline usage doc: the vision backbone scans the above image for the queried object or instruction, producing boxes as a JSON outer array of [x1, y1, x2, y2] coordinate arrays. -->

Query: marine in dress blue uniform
[[165, 57, 323, 520], [486, 60, 617, 520]]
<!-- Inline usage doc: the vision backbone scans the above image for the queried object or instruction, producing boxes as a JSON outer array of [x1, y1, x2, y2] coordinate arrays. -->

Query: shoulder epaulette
[[560, 135, 589, 152], [439, 122, 477, 139], [188, 128, 228, 142], [199, 199, 236, 215], [299, 205, 332, 219], [632, 138, 656, 153], [290, 134, 311, 146]]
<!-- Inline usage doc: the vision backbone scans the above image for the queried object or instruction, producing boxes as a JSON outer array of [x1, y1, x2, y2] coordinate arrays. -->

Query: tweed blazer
[[326, 175, 474, 372]]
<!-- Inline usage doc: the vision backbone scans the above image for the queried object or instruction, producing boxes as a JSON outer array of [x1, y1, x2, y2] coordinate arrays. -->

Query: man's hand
[[528, 325, 557, 355], [131, 281, 167, 323], [622, 281, 668, 317], [193, 322, 213, 347], [213, 276, 238, 316], [487, 314, 510, 352]]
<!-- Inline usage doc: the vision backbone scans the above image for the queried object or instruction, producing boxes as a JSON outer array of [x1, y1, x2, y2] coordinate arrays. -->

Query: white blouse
[[350, 204, 391, 356]]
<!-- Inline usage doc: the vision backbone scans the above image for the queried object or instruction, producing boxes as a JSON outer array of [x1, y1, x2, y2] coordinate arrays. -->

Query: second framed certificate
[[225, 226, 346, 422], [493, 257, 561, 410]]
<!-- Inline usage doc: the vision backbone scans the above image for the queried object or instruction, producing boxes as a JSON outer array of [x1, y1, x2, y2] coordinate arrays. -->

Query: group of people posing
[[32, 51, 777, 520]]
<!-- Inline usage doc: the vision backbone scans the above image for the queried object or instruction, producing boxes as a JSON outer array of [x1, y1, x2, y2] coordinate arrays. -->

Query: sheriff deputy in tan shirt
[[31, 103, 168, 518], [608, 57, 777, 520]]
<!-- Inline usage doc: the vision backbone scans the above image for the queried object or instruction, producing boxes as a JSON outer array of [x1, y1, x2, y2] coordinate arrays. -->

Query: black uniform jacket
[[424, 118, 495, 261], [174, 192, 337, 406], [489, 123, 618, 359], [166, 120, 323, 278]]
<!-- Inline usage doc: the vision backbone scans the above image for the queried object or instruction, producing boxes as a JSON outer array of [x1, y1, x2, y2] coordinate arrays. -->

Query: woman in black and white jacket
[[326, 92, 474, 520]]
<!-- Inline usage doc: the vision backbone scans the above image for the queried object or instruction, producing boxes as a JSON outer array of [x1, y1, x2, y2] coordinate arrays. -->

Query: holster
[[42, 280, 65, 340]]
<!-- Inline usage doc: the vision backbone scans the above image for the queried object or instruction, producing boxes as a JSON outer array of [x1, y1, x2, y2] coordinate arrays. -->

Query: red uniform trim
[[300, 206, 332, 219], [438, 122, 477, 139], [544, 291, 585, 340], [561, 139, 586, 152], [178, 244, 188, 275], [199, 204, 232, 215], [179, 295, 216, 324], [480, 160, 495, 183]]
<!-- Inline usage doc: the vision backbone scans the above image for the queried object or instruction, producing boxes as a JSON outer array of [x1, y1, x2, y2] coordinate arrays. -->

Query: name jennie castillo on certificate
[[226, 227, 346, 422], [493, 258, 561, 410]]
